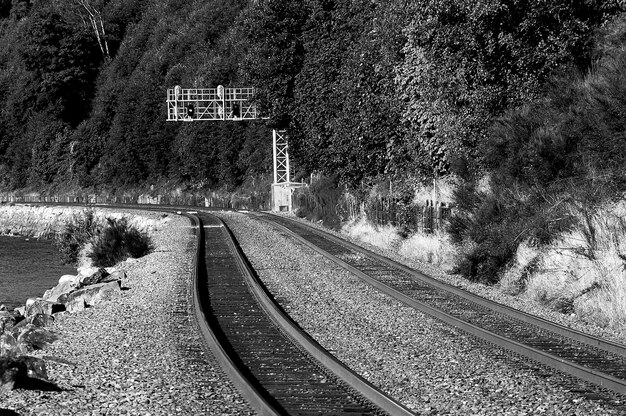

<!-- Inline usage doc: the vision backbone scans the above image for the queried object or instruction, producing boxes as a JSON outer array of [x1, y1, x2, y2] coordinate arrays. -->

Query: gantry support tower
[[166, 85, 304, 211]]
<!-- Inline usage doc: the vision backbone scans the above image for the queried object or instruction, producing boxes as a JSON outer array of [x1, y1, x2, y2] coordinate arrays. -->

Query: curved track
[[189, 211, 414, 415], [252, 212, 626, 400]]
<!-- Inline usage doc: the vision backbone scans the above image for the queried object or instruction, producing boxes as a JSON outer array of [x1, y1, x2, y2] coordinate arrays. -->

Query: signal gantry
[[166, 85, 304, 211]]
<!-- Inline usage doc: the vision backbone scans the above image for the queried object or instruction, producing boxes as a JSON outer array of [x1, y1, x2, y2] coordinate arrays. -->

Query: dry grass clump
[[55, 208, 161, 267], [398, 231, 457, 270], [341, 216, 457, 269], [502, 201, 626, 329], [341, 217, 401, 250]]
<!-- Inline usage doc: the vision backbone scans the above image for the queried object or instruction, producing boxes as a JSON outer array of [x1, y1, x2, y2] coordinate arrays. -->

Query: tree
[[238, 0, 309, 127], [396, 0, 622, 178], [289, 0, 412, 186], [52, 0, 111, 59], [448, 9, 626, 283], [20, 6, 102, 126], [9, 0, 30, 20], [28, 116, 73, 185], [0, 0, 11, 19]]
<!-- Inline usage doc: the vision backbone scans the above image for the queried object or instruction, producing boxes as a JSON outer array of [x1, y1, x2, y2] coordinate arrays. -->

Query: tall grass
[[502, 201, 626, 329], [55, 209, 154, 267], [341, 216, 457, 269], [88, 217, 153, 267], [54, 208, 100, 265], [341, 217, 401, 250], [397, 231, 457, 270]]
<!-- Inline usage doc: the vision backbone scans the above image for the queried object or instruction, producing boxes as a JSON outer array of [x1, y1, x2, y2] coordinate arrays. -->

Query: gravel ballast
[[1, 210, 253, 416], [219, 211, 625, 415], [2, 207, 625, 415]]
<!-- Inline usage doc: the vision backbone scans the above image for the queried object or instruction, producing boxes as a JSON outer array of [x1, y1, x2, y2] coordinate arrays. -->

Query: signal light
[[232, 103, 241, 118], [187, 104, 195, 118]]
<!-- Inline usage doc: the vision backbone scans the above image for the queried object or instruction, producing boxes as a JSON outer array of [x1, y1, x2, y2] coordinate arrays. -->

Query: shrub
[[447, 178, 574, 284], [517, 201, 626, 328], [88, 217, 153, 267], [452, 15, 626, 285], [293, 175, 343, 229], [54, 208, 100, 265]]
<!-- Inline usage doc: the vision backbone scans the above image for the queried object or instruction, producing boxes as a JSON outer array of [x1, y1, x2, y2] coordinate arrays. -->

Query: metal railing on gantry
[[166, 86, 257, 121]]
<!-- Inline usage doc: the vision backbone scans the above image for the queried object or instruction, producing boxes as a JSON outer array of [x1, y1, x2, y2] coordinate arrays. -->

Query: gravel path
[[219, 211, 626, 415], [1, 211, 253, 416]]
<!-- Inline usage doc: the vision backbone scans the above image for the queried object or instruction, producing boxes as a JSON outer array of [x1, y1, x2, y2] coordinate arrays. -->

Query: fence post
[[423, 200, 434, 234]]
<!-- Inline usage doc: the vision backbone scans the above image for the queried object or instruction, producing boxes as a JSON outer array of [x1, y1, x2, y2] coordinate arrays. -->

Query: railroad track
[[188, 211, 414, 415], [251, 212, 626, 401]]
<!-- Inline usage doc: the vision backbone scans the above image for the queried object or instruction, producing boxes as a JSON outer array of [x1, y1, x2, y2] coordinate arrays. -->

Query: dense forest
[[1, 0, 626, 282]]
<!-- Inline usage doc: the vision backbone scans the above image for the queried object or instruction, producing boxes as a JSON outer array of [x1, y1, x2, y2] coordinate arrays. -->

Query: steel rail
[[254, 212, 626, 396], [25, 203, 407, 413], [258, 213, 626, 356], [187, 212, 281, 415], [25, 203, 281, 414], [216, 214, 415, 416], [311, 221, 626, 357]]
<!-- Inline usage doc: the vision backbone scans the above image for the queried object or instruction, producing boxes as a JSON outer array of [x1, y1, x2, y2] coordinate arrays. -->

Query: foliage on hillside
[[0, 0, 271, 191], [0, 0, 625, 283], [449, 13, 626, 283]]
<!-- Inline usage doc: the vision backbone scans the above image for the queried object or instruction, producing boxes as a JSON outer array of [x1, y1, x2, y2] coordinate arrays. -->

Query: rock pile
[[0, 266, 125, 391]]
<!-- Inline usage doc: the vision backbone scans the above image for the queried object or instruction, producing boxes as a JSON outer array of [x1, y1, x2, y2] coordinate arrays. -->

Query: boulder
[[24, 356, 48, 381], [105, 270, 126, 282], [27, 313, 54, 328], [9, 318, 27, 335], [42, 278, 80, 303], [0, 356, 26, 392], [24, 299, 65, 319], [58, 274, 79, 285], [64, 297, 86, 313], [16, 324, 59, 351], [0, 311, 12, 332], [0, 333, 17, 356], [60, 280, 121, 310], [79, 267, 110, 287], [0, 310, 23, 333]]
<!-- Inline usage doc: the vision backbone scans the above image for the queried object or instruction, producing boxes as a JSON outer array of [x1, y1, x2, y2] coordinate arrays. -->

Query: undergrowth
[[294, 175, 344, 229], [88, 217, 153, 267], [55, 209, 153, 267], [54, 208, 100, 265], [341, 216, 457, 270], [502, 201, 626, 329]]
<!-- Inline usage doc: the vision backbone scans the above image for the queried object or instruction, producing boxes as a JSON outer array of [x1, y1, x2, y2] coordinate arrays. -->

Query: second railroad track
[[251, 212, 626, 402]]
